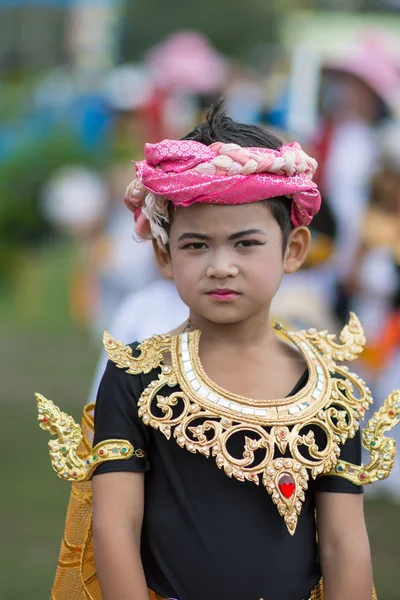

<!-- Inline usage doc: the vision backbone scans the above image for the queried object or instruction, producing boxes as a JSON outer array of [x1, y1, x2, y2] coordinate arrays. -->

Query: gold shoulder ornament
[[103, 330, 172, 374], [34, 331, 166, 480], [36, 314, 399, 537]]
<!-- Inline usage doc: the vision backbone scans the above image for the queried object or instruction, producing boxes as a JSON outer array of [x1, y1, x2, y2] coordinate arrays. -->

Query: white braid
[[141, 192, 170, 246], [193, 142, 317, 179]]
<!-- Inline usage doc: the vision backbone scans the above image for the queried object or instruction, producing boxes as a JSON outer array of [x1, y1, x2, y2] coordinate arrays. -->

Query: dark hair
[[180, 101, 293, 249]]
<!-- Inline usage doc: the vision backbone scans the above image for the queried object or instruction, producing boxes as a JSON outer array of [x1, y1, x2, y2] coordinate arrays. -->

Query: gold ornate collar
[[35, 313, 400, 536], [102, 313, 399, 534]]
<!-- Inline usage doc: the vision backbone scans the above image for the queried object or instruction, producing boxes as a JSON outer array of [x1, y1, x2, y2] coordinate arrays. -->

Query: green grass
[[1, 323, 399, 599], [0, 240, 78, 331], [1, 324, 98, 599], [366, 501, 400, 600]]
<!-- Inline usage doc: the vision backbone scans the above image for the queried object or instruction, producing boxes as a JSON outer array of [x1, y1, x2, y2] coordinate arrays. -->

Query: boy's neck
[[188, 308, 275, 350]]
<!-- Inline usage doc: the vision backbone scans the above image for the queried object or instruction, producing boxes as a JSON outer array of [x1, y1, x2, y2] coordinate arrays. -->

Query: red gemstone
[[73, 472, 77, 477], [107, 340, 113, 345], [43, 417, 48, 422], [99, 449, 104, 455], [389, 410, 395, 417], [279, 431, 285, 438], [278, 474, 295, 499]]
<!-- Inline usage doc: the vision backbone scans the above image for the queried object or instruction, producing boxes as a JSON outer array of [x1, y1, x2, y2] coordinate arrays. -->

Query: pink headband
[[125, 139, 321, 242]]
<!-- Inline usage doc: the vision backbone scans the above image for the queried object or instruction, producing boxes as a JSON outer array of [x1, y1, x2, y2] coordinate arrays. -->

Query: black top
[[93, 343, 362, 600]]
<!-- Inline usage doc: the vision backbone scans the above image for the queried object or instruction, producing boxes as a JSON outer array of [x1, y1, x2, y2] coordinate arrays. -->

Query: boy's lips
[[207, 288, 241, 301]]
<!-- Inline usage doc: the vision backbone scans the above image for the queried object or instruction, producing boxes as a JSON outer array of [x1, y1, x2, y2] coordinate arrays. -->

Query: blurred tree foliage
[[0, 132, 104, 281], [122, 0, 282, 60]]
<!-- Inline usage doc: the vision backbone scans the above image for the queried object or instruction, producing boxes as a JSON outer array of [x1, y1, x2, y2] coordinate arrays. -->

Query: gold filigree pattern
[[35, 393, 142, 481], [103, 316, 399, 535], [329, 391, 400, 484]]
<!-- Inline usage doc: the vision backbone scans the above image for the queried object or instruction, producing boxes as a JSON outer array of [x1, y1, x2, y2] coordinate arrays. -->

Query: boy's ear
[[283, 226, 311, 275], [152, 240, 174, 279]]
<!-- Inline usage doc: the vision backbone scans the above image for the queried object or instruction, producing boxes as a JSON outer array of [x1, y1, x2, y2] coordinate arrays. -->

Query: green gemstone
[[371, 441, 376, 447], [121, 448, 127, 454], [61, 447, 67, 453], [92, 455, 97, 461]]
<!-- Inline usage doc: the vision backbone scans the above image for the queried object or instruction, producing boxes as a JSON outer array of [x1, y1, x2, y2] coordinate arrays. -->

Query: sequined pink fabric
[[128, 139, 321, 234]]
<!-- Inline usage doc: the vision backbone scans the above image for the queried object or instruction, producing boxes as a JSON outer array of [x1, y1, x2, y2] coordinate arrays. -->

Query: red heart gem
[[279, 482, 295, 499], [278, 473, 295, 499]]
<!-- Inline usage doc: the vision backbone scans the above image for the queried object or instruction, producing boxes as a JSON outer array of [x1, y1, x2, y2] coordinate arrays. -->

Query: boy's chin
[[196, 309, 250, 326], [208, 316, 242, 325]]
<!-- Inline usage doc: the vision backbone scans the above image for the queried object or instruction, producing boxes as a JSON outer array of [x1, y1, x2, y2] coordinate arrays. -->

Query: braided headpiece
[[125, 139, 321, 245]]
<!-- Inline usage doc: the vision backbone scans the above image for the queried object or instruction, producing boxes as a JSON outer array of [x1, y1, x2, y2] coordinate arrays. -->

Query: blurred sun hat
[[145, 31, 228, 93], [323, 33, 400, 114]]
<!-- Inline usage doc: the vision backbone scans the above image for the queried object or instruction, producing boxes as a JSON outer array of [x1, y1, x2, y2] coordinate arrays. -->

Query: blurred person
[[41, 166, 109, 327], [35, 104, 400, 600], [341, 122, 400, 351], [87, 276, 188, 405], [93, 162, 160, 336], [343, 153, 400, 344], [344, 126, 400, 500], [42, 163, 161, 334], [313, 35, 400, 324]]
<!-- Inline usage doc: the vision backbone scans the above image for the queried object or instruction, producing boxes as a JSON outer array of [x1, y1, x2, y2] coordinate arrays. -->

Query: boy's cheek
[[252, 266, 283, 299], [173, 269, 198, 301]]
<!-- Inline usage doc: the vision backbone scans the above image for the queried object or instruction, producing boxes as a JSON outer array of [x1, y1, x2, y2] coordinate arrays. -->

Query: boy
[[91, 105, 372, 600], [37, 104, 399, 600]]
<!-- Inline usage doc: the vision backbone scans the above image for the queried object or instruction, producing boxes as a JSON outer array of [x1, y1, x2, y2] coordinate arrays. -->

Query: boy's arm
[[316, 492, 373, 600], [92, 471, 149, 600]]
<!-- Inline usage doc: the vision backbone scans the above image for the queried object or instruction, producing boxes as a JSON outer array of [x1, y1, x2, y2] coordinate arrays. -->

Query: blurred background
[[1, 0, 400, 598]]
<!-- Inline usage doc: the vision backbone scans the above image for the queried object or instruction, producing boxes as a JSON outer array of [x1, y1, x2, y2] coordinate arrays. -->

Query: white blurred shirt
[[88, 279, 188, 404], [323, 120, 379, 280]]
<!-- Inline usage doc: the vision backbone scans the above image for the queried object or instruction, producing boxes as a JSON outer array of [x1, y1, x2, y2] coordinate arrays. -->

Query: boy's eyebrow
[[177, 229, 267, 242], [229, 228, 266, 240], [178, 232, 209, 242]]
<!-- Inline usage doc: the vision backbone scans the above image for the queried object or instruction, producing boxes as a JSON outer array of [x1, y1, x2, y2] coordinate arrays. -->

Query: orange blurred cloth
[[363, 311, 400, 371]]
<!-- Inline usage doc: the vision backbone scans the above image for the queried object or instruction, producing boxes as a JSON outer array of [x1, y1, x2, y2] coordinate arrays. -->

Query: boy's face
[[161, 202, 309, 325]]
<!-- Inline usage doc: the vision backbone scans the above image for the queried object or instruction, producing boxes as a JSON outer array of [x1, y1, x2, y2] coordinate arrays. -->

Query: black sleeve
[[92, 347, 151, 476], [311, 428, 363, 494]]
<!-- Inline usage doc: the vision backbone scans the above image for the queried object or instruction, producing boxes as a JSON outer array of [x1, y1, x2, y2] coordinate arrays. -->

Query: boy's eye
[[235, 240, 264, 248], [182, 242, 208, 250]]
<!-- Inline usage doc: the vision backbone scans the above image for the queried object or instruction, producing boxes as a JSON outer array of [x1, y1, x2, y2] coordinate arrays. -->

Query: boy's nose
[[206, 260, 239, 279]]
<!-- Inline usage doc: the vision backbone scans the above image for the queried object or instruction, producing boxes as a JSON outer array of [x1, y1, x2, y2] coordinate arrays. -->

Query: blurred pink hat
[[146, 31, 227, 94], [324, 34, 400, 113]]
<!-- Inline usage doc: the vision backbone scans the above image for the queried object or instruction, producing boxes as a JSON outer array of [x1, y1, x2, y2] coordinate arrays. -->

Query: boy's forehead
[[172, 202, 273, 232]]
